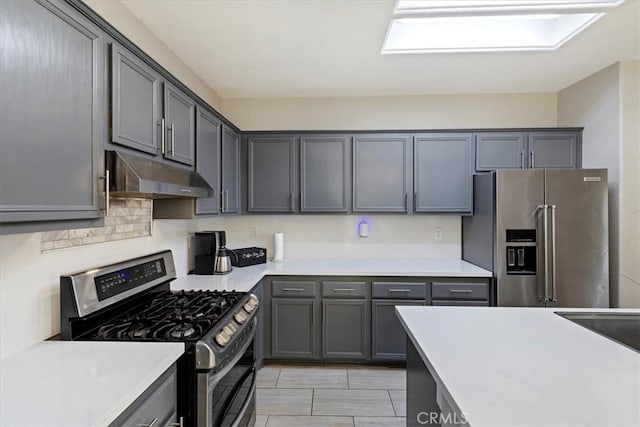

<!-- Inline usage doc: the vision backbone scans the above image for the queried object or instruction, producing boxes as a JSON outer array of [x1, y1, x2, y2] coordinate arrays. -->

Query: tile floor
[[255, 364, 406, 427]]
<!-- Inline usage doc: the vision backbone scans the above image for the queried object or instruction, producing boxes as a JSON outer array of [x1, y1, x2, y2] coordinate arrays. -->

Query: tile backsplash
[[41, 198, 152, 252]]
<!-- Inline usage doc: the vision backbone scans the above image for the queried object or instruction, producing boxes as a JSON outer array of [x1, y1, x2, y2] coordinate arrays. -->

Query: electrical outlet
[[434, 227, 443, 241], [249, 226, 258, 239]]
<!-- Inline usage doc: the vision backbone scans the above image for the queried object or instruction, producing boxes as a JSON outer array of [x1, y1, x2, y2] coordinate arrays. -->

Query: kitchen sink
[[555, 312, 640, 352]]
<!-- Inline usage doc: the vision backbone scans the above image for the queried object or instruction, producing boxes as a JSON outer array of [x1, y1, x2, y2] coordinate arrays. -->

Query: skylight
[[382, 0, 625, 53]]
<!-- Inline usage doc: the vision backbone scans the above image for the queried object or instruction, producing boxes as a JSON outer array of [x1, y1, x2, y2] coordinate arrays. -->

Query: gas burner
[[169, 324, 197, 339]]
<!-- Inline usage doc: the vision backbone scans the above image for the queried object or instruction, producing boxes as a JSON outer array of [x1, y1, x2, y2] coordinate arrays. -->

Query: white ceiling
[[120, 0, 640, 99]]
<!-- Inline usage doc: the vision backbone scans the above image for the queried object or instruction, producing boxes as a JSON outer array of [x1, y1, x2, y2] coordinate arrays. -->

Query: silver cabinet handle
[[170, 123, 175, 156], [388, 289, 411, 292], [220, 190, 225, 213], [160, 118, 166, 154], [333, 288, 355, 292], [404, 193, 408, 211], [282, 288, 304, 291], [100, 170, 110, 217], [449, 289, 473, 293], [520, 151, 525, 169], [289, 193, 294, 212], [550, 205, 557, 302], [138, 418, 158, 427], [171, 417, 184, 427], [225, 190, 230, 213], [530, 151, 535, 169]]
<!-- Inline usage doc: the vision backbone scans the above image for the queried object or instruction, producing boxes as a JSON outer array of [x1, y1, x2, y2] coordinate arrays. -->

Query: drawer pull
[[282, 288, 304, 292], [450, 289, 473, 293], [388, 289, 411, 292], [332, 288, 355, 291]]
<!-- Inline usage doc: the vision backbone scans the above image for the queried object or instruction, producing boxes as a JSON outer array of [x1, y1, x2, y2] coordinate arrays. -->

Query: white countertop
[[172, 258, 492, 292], [396, 306, 640, 427], [0, 341, 184, 427]]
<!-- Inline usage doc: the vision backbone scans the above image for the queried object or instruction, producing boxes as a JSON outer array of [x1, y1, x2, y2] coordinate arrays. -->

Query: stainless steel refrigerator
[[462, 169, 609, 307]]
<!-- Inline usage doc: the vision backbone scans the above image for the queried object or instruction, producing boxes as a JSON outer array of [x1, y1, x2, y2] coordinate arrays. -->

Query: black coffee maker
[[194, 231, 232, 275]]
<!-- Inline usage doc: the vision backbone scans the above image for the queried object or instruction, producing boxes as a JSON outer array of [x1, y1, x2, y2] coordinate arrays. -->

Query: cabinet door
[[195, 107, 221, 215], [414, 133, 474, 213], [111, 43, 160, 156], [221, 125, 240, 214], [475, 132, 526, 171], [300, 135, 350, 212], [528, 132, 578, 169], [163, 82, 195, 166], [372, 300, 424, 361], [271, 299, 317, 358], [353, 134, 410, 212], [0, 0, 103, 222], [322, 300, 369, 359], [247, 136, 296, 212]]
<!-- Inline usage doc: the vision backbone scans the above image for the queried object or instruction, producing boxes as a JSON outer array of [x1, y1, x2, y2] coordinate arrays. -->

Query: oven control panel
[[95, 259, 166, 301]]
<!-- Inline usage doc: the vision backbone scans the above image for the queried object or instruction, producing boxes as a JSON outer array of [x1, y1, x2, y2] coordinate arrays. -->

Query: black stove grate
[[87, 290, 244, 342]]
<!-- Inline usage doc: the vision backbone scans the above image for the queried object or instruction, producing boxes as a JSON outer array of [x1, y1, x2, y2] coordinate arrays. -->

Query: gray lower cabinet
[[528, 131, 579, 169], [0, 0, 104, 223], [300, 135, 350, 212], [271, 298, 318, 358], [372, 300, 424, 361], [352, 134, 410, 212], [195, 106, 222, 215], [221, 125, 241, 214], [111, 43, 161, 156], [322, 299, 369, 360], [110, 364, 178, 427], [476, 132, 527, 171], [247, 135, 296, 212], [414, 133, 474, 213], [163, 82, 195, 166]]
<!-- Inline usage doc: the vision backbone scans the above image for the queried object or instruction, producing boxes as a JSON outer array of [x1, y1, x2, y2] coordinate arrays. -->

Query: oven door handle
[[229, 369, 257, 427]]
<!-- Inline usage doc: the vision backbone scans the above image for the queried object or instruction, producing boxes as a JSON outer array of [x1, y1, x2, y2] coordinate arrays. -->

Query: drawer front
[[432, 300, 489, 307], [322, 281, 367, 298], [272, 280, 317, 298], [432, 282, 488, 300], [372, 282, 427, 299]]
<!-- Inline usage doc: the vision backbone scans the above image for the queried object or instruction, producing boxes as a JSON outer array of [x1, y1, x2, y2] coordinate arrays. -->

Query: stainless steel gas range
[[60, 250, 259, 427]]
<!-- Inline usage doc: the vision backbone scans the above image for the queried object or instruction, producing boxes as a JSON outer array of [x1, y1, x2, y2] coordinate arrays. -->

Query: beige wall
[[222, 93, 558, 131], [618, 60, 640, 307], [558, 62, 640, 308], [83, 0, 223, 110]]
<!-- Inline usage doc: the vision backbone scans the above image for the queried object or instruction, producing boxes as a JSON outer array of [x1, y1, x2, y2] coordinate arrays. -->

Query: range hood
[[107, 151, 213, 199]]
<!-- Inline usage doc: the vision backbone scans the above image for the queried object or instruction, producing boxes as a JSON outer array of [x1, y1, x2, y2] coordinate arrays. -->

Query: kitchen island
[[396, 306, 640, 427]]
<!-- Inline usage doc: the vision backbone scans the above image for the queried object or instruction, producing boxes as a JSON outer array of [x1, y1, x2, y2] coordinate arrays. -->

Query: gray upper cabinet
[[475, 132, 526, 171], [414, 133, 474, 213], [195, 106, 222, 215], [353, 134, 410, 212], [528, 132, 579, 169], [300, 135, 350, 212], [0, 0, 104, 223], [163, 82, 195, 166], [247, 136, 296, 212], [221, 125, 241, 214], [111, 43, 160, 156]]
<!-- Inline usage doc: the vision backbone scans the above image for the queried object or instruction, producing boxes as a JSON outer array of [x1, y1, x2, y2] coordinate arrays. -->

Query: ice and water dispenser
[[505, 229, 537, 275]]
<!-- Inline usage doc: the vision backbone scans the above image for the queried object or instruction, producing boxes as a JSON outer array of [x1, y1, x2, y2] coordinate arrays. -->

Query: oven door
[[198, 324, 256, 427]]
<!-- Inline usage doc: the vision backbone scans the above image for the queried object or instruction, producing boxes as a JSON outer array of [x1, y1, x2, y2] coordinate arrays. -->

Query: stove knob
[[215, 330, 230, 346], [234, 310, 248, 324], [224, 323, 237, 335], [243, 301, 255, 313]]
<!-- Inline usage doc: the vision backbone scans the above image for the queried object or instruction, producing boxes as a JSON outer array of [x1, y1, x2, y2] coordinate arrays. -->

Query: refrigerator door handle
[[550, 205, 557, 303], [537, 204, 549, 303]]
